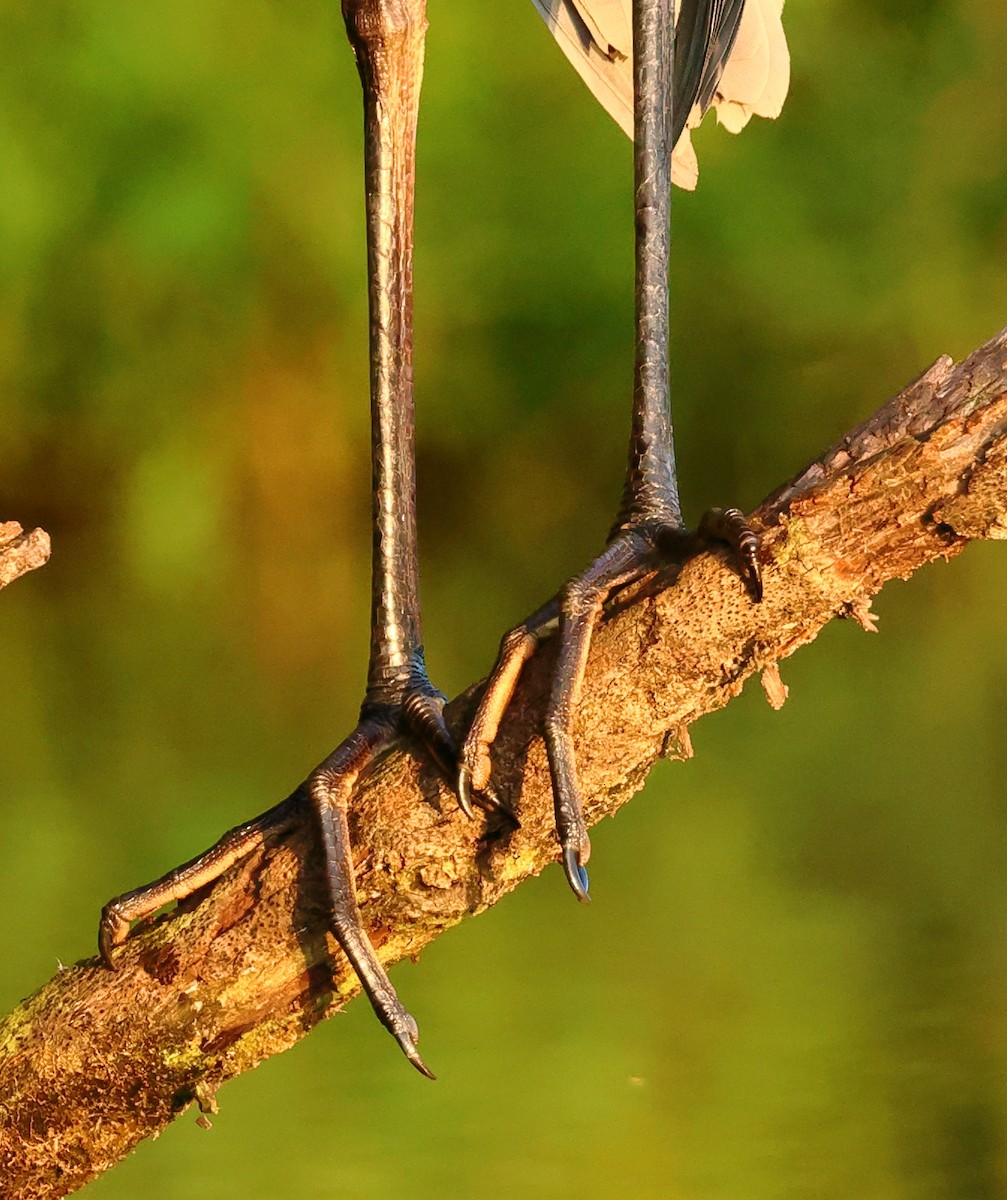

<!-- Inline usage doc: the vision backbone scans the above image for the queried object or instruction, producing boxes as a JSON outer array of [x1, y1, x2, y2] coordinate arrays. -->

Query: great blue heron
[[98, 0, 789, 1078]]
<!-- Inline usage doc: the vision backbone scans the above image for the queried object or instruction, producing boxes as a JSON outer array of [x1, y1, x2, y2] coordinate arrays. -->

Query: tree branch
[[0, 523, 50, 592], [3, 327, 1006, 1198]]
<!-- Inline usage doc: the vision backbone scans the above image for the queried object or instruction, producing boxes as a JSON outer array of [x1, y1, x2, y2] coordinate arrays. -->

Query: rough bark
[[2, 326, 1006, 1198], [0, 522, 50, 592]]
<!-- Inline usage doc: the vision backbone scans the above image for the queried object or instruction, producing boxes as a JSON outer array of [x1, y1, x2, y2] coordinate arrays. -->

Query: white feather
[[530, 0, 789, 189]]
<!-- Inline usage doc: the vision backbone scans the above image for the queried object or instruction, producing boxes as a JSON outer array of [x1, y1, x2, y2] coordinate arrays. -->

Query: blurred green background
[[3, 1, 1007, 1196]]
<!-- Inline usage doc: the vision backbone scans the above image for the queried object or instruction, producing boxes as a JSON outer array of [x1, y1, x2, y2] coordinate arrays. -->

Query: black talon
[[457, 758, 517, 824], [97, 913, 115, 970], [563, 846, 591, 902], [399, 1035, 436, 1081], [387, 1014, 436, 1080], [472, 780, 519, 826], [483, 783, 520, 828], [456, 764, 476, 819]]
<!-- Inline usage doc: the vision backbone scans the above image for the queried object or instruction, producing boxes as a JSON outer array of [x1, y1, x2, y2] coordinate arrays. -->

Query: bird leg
[[458, 0, 762, 897], [99, 0, 504, 1079]]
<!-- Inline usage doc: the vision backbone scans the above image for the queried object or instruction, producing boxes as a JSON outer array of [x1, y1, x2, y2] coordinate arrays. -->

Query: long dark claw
[[97, 900, 125, 969], [562, 845, 591, 902], [400, 1036, 436, 1080], [480, 782, 520, 828], [747, 560, 763, 603], [403, 681, 511, 821], [456, 764, 476, 819], [387, 1013, 436, 1080], [460, 775, 517, 824], [97, 919, 115, 970]]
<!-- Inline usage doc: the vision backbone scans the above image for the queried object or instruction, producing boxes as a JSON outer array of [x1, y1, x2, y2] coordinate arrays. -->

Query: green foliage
[[2, 2, 1006, 1196]]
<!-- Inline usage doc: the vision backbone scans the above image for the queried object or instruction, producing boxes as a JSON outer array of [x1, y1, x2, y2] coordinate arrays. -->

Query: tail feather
[[530, 0, 789, 189]]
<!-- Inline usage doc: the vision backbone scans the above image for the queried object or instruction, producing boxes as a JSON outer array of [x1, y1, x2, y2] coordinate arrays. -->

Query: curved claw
[[456, 763, 476, 820], [479, 782, 519, 825], [397, 1030, 436, 1081], [98, 901, 128, 970], [98, 933, 115, 971], [456, 768, 519, 830], [381, 1005, 436, 1079], [562, 845, 591, 903]]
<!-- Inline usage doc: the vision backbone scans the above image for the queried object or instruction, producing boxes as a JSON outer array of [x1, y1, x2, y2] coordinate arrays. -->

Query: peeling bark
[[0, 523, 50, 591], [2, 327, 1006, 1198]]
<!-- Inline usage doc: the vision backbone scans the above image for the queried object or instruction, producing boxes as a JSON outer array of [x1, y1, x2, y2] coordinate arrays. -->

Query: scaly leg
[[459, 0, 762, 896], [99, 0, 505, 1078]]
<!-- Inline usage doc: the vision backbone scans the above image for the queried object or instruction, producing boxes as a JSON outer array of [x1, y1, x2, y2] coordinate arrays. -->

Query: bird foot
[[98, 659, 506, 1079], [459, 506, 762, 898]]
